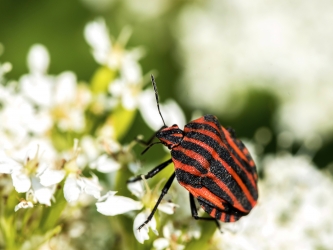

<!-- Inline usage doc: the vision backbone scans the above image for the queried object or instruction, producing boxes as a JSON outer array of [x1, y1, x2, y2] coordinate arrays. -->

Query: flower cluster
[[0, 18, 190, 249]]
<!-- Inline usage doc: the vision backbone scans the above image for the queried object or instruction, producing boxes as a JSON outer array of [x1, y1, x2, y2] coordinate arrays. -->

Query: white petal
[[98, 191, 117, 202], [11, 170, 31, 193], [158, 201, 179, 215], [96, 191, 143, 216], [14, 200, 34, 212], [39, 168, 65, 187], [31, 177, 54, 206], [138, 90, 186, 130], [109, 79, 124, 97], [54, 71, 77, 104], [122, 89, 138, 110], [64, 174, 81, 202], [127, 180, 145, 198], [78, 175, 102, 199], [153, 238, 170, 250], [20, 74, 53, 107], [0, 150, 22, 174], [27, 44, 50, 74], [138, 89, 162, 131], [91, 154, 121, 173], [121, 54, 142, 83], [162, 99, 186, 129], [84, 19, 111, 65], [133, 210, 158, 244]]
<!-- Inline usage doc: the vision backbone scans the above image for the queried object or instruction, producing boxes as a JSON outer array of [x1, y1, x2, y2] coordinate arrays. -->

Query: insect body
[[129, 75, 258, 230]]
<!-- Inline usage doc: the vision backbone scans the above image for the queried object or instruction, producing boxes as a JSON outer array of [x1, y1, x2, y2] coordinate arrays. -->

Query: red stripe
[[186, 126, 257, 189], [184, 137, 257, 209]]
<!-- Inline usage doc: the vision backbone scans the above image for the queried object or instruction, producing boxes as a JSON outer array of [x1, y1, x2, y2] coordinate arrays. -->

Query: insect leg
[[137, 172, 176, 230], [136, 126, 166, 146], [189, 193, 221, 231], [127, 158, 173, 183]]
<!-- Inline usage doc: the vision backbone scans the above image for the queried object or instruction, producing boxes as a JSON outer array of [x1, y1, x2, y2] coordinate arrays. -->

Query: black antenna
[[151, 74, 167, 127]]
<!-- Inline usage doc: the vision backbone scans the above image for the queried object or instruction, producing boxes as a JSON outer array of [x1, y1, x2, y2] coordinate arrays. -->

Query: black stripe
[[197, 197, 245, 222], [203, 116, 255, 177], [182, 134, 257, 207], [225, 214, 231, 222], [175, 168, 202, 188], [227, 131, 257, 174], [180, 140, 253, 210], [201, 176, 235, 207], [197, 197, 214, 215], [215, 209, 222, 220], [186, 121, 255, 178], [172, 149, 208, 174]]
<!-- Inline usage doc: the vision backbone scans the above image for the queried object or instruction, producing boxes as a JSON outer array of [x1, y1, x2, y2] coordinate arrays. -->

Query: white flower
[[127, 177, 179, 243], [134, 209, 158, 244], [84, 18, 113, 67], [90, 154, 121, 173], [38, 167, 66, 187], [0, 150, 23, 174], [11, 168, 31, 193], [213, 154, 333, 249], [84, 18, 145, 110], [63, 173, 102, 203], [96, 191, 143, 216], [153, 222, 185, 250], [15, 200, 34, 212], [64, 173, 81, 203], [0, 146, 63, 205], [31, 177, 55, 206], [21, 44, 53, 107], [20, 44, 90, 133], [63, 139, 102, 203], [138, 89, 186, 131]]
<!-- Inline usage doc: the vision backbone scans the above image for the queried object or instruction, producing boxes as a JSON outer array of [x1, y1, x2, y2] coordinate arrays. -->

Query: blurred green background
[[1, 0, 333, 171]]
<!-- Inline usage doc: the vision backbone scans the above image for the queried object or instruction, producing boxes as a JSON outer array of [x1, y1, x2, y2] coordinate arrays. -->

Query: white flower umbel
[[0, 146, 63, 207], [85, 18, 145, 111], [84, 18, 142, 71], [20, 44, 90, 133], [213, 154, 333, 250]]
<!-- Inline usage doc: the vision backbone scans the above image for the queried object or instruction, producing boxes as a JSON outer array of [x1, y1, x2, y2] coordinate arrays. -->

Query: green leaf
[[90, 66, 116, 94], [108, 105, 137, 141]]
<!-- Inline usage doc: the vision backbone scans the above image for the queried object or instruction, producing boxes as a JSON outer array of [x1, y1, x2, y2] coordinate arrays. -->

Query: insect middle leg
[[189, 193, 221, 231], [137, 172, 176, 230], [127, 158, 173, 183]]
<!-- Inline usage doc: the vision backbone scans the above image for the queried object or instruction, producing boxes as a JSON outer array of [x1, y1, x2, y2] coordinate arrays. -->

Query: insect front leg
[[137, 172, 176, 230], [189, 193, 222, 232], [135, 126, 166, 146], [127, 159, 173, 183]]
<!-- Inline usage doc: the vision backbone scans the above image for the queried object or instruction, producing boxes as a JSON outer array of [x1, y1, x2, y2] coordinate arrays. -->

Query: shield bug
[[128, 75, 258, 230]]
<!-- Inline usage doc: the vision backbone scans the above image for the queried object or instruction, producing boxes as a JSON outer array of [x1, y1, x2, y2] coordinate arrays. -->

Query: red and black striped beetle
[[128, 75, 258, 230]]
